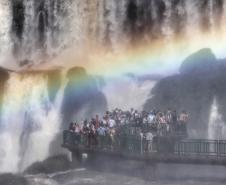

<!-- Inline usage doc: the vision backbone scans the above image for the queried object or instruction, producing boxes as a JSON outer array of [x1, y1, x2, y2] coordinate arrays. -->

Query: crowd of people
[[67, 108, 189, 152]]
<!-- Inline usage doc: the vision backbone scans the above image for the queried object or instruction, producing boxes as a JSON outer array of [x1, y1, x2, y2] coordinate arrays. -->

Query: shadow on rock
[[61, 67, 107, 129], [144, 48, 226, 138], [49, 67, 107, 156]]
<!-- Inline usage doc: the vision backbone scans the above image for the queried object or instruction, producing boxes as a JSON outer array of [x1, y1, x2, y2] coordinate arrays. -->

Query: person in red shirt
[[95, 114, 100, 129]]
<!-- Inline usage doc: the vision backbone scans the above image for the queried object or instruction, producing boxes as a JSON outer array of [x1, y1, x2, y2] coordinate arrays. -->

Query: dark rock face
[[144, 48, 226, 138], [11, 0, 25, 40], [11, 0, 25, 56], [62, 67, 107, 129], [16, 69, 62, 103], [0, 67, 9, 87], [180, 48, 217, 75], [0, 68, 9, 115], [0, 173, 28, 185], [47, 70, 62, 102], [10, 0, 63, 59], [24, 155, 71, 174], [49, 67, 107, 155], [213, 59, 226, 124]]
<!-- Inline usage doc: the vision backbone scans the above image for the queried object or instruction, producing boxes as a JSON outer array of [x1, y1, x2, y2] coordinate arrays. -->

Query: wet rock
[[24, 155, 71, 175], [62, 67, 107, 129], [0, 67, 10, 114], [144, 48, 226, 138], [180, 48, 217, 75], [47, 69, 62, 102], [0, 173, 28, 185]]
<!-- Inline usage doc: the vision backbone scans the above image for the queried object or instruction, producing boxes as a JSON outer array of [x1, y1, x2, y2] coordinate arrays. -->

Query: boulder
[[24, 155, 71, 175], [180, 48, 217, 75]]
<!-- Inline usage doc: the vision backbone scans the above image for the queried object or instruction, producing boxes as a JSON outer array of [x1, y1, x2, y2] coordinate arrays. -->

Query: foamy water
[[25, 165, 226, 185]]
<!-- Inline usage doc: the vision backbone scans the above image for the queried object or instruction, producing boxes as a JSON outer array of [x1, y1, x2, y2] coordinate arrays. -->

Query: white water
[[103, 76, 156, 111], [208, 98, 226, 140], [25, 165, 226, 185], [0, 72, 156, 173], [18, 0, 64, 64], [1, 1, 226, 69], [0, 0, 12, 67], [0, 73, 66, 173]]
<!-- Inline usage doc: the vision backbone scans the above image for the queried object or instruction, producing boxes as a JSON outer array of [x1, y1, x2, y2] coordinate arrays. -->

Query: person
[[97, 124, 106, 148], [134, 110, 141, 127], [102, 115, 109, 127], [69, 122, 74, 132], [82, 120, 89, 146], [156, 112, 164, 136], [74, 123, 80, 134], [146, 131, 154, 152], [148, 111, 155, 124], [172, 110, 178, 133], [109, 117, 116, 128], [130, 108, 135, 115], [139, 129, 144, 154], [88, 124, 97, 146], [94, 115, 100, 129], [65, 122, 75, 144], [179, 110, 189, 136], [73, 122, 81, 145], [143, 115, 148, 125], [166, 108, 172, 131], [109, 127, 116, 150], [166, 108, 172, 122]]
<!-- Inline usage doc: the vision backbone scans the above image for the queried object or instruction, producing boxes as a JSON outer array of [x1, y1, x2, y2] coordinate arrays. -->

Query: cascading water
[[1, 0, 226, 68], [8, 0, 65, 65], [103, 76, 156, 111], [0, 0, 12, 66], [208, 98, 226, 140], [0, 73, 66, 173]]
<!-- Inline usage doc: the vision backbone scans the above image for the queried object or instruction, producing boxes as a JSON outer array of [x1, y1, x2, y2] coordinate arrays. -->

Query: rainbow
[[50, 30, 226, 78]]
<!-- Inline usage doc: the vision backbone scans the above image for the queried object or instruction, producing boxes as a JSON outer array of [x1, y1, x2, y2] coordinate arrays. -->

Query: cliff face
[[144, 49, 226, 138], [0, 68, 9, 114], [47, 70, 62, 103], [62, 67, 107, 129], [48, 67, 107, 156]]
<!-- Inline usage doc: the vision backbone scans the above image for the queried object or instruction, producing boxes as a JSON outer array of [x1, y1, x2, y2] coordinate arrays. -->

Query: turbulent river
[[20, 164, 226, 185], [26, 169, 225, 185]]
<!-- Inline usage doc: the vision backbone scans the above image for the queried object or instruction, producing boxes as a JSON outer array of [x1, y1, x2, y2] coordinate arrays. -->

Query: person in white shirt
[[148, 113, 155, 124], [146, 131, 154, 152], [109, 118, 116, 128]]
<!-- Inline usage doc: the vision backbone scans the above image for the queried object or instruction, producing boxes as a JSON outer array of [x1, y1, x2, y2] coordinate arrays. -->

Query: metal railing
[[63, 130, 226, 157], [63, 130, 146, 154], [175, 139, 226, 157]]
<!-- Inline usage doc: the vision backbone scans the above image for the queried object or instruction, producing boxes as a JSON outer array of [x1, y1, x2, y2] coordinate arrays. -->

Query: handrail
[[62, 130, 226, 157], [175, 139, 226, 157]]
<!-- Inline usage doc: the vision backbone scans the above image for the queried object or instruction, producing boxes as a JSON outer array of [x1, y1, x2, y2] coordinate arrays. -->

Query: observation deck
[[62, 130, 226, 166]]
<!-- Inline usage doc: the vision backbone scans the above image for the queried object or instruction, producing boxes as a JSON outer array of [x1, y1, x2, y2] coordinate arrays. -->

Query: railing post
[[217, 140, 219, 157], [140, 134, 143, 155], [63, 130, 67, 145]]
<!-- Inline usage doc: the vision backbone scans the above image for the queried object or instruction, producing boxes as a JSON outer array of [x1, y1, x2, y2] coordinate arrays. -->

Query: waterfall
[[1, 0, 226, 67], [0, 72, 66, 173], [102, 76, 156, 111], [0, 0, 12, 66], [8, 0, 64, 65], [208, 98, 226, 140]]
